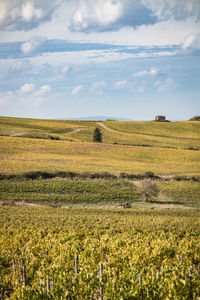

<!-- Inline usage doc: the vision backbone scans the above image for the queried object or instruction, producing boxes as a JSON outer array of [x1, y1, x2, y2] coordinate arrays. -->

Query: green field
[[0, 178, 138, 205], [1, 178, 200, 208]]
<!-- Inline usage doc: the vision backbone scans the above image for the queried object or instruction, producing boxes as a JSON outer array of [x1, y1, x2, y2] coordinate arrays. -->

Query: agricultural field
[[0, 116, 200, 299], [0, 207, 200, 299], [1, 116, 200, 150], [0, 178, 139, 206], [0, 178, 200, 208], [1, 135, 200, 176]]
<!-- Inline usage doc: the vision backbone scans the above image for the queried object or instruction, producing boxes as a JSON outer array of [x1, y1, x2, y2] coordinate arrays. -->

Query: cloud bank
[[69, 0, 200, 32], [2, 0, 200, 33], [70, 0, 155, 32], [0, 0, 56, 31]]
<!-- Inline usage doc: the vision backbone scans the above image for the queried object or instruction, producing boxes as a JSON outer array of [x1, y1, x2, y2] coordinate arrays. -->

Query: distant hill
[[61, 116, 133, 121]]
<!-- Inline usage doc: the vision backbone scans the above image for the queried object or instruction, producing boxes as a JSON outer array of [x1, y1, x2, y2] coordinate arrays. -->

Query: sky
[[0, 0, 200, 120]]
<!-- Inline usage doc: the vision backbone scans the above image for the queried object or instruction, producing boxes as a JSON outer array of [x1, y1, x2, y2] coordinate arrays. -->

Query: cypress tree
[[93, 127, 102, 142]]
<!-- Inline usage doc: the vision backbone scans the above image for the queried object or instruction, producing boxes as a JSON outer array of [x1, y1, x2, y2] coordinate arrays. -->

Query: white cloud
[[21, 36, 46, 54], [181, 33, 200, 51], [132, 67, 158, 77], [22, 2, 43, 22], [71, 85, 83, 95], [70, 0, 155, 32], [154, 77, 177, 91], [19, 83, 51, 96], [142, 0, 200, 21], [68, 0, 200, 32], [0, 0, 55, 31], [20, 83, 36, 93], [90, 81, 106, 93], [36, 85, 51, 95], [113, 80, 127, 89]]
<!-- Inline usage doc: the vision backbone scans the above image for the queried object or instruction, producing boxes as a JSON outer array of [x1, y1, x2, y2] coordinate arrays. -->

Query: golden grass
[[106, 120, 200, 138], [1, 117, 200, 150]]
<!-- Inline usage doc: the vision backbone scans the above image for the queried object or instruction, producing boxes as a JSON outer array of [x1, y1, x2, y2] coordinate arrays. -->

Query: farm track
[[0, 200, 193, 210], [97, 122, 199, 141]]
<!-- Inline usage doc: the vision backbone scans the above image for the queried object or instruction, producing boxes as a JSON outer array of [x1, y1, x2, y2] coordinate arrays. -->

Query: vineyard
[[1, 178, 200, 208], [1, 207, 200, 299], [0, 116, 200, 299], [1, 136, 200, 176]]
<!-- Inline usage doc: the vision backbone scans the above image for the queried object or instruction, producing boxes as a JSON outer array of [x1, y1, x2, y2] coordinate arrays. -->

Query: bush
[[137, 180, 159, 202], [144, 171, 155, 178], [189, 116, 200, 121]]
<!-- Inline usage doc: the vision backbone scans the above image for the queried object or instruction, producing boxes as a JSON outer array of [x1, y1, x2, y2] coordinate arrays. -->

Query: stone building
[[155, 115, 166, 122]]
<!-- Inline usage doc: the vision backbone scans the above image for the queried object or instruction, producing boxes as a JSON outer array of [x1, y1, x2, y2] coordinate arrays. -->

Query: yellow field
[[1, 136, 200, 175], [1, 117, 200, 150], [0, 116, 200, 176], [105, 120, 200, 138]]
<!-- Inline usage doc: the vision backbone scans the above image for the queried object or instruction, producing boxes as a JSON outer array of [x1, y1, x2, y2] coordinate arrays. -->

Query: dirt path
[[0, 200, 193, 210], [97, 122, 199, 141], [68, 127, 85, 133], [10, 132, 27, 137], [97, 122, 117, 132]]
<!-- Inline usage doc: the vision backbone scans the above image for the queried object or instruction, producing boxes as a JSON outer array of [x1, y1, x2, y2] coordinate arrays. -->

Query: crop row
[[0, 207, 200, 299]]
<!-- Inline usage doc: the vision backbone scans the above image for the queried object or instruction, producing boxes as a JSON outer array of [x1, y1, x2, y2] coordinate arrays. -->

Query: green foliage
[[158, 181, 200, 206], [93, 127, 102, 142], [189, 116, 200, 121], [0, 207, 200, 299], [0, 178, 139, 204]]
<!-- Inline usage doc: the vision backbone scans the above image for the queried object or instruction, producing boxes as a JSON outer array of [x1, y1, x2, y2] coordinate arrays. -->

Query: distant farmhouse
[[155, 115, 166, 122]]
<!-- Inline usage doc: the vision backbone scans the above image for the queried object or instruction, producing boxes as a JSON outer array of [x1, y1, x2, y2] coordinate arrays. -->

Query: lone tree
[[93, 127, 102, 143], [189, 116, 200, 121], [138, 180, 159, 202]]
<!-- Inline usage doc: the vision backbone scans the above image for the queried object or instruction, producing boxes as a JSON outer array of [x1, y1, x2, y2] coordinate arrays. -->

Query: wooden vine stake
[[21, 258, 27, 287], [138, 273, 142, 285], [46, 277, 51, 293], [75, 254, 79, 276], [13, 258, 16, 278], [99, 263, 103, 300]]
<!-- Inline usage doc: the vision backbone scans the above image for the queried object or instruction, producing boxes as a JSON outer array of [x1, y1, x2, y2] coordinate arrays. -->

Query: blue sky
[[0, 0, 200, 120]]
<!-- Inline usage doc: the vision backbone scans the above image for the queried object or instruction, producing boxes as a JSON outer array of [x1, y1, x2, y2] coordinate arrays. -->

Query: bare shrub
[[137, 180, 159, 202]]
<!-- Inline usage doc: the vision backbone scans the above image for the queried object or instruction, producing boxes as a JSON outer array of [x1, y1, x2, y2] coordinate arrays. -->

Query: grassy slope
[[0, 116, 200, 207], [1, 116, 200, 150], [1, 136, 200, 175]]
